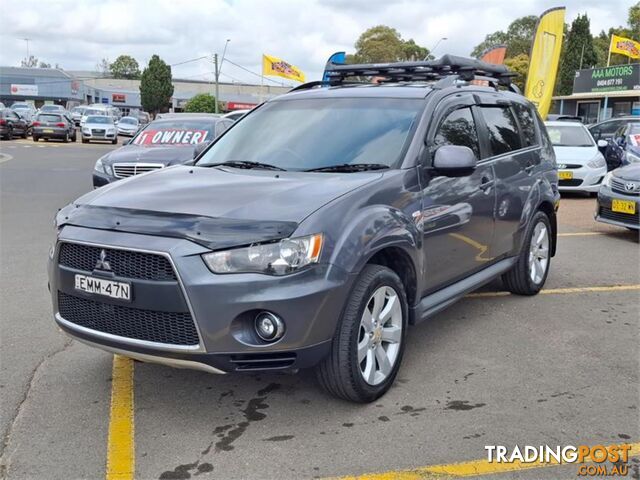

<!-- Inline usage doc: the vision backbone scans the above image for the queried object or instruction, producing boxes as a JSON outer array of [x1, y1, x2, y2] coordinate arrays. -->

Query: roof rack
[[318, 54, 520, 93]]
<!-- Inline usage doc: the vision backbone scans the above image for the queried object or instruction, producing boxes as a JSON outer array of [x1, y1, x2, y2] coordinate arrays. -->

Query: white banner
[[10, 84, 38, 96]]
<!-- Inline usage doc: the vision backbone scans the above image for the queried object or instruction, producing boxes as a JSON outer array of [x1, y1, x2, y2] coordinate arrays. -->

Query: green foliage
[[139, 55, 174, 116], [504, 54, 529, 91], [556, 14, 598, 95], [110, 55, 141, 79], [348, 25, 430, 63], [471, 15, 538, 58], [184, 94, 220, 113]]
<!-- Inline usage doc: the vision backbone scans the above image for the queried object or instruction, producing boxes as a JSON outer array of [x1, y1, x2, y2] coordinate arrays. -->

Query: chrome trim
[[55, 239, 206, 353], [112, 163, 164, 178], [68, 333, 226, 375]]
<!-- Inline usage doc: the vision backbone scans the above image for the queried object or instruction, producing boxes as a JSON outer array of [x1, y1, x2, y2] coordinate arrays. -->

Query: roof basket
[[319, 54, 520, 93]]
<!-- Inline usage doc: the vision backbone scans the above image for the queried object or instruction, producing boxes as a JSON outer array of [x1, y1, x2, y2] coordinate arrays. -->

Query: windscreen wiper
[[208, 160, 286, 171], [305, 163, 390, 172]]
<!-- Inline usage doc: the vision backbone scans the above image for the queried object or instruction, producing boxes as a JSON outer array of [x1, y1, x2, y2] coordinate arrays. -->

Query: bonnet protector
[[57, 204, 298, 250]]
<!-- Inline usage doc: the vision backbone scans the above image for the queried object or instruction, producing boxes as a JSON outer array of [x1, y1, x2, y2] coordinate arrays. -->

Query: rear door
[[476, 95, 539, 258], [420, 93, 496, 292]]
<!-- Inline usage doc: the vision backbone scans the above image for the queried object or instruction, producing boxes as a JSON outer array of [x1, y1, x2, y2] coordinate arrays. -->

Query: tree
[[471, 15, 538, 58], [139, 55, 174, 116], [184, 94, 220, 113], [96, 57, 111, 75], [38, 61, 51, 68], [504, 54, 529, 91], [110, 55, 141, 79], [20, 55, 38, 67], [627, 2, 640, 38], [556, 14, 598, 95], [348, 25, 430, 63]]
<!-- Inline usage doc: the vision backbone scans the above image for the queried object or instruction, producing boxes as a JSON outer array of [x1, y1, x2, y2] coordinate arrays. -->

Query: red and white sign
[[630, 134, 640, 147], [112, 93, 126, 103], [227, 102, 257, 111], [11, 84, 38, 96], [133, 129, 210, 146]]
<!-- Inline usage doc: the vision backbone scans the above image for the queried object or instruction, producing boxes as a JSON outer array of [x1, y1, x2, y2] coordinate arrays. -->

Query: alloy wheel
[[528, 222, 549, 284]]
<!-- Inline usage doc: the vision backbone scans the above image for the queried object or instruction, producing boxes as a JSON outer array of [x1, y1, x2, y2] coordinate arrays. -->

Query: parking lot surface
[[0, 140, 638, 480]]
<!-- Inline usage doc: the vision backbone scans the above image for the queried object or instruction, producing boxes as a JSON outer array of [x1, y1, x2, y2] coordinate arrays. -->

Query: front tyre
[[316, 264, 407, 403], [502, 211, 552, 295]]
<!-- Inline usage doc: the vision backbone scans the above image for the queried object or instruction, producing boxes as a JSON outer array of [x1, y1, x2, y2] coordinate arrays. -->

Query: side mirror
[[433, 145, 477, 177], [193, 141, 211, 159], [597, 139, 608, 148]]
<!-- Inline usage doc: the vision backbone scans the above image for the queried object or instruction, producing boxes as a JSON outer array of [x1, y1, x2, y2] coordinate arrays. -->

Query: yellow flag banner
[[610, 34, 640, 60], [524, 7, 565, 120], [262, 54, 306, 82]]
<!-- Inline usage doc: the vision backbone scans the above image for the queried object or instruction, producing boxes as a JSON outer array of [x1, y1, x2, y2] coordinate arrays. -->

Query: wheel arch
[[537, 200, 557, 257]]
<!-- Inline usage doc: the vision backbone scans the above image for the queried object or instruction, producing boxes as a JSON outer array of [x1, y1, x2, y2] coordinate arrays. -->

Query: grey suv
[[49, 56, 559, 402]]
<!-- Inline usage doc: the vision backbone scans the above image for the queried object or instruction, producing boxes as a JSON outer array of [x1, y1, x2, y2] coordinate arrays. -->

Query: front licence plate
[[558, 171, 573, 180], [43, 129, 54, 133], [611, 199, 636, 215], [74, 274, 131, 301]]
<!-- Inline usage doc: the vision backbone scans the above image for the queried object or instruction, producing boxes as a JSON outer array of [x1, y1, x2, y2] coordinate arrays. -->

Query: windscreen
[[37, 114, 62, 122], [72, 107, 86, 114], [119, 117, 138, 125], [84, 109, 105, 116], [546, 125, 594, 147], [41, 105, 62, 112], [86, 116, 112, 124], [197, 98, 423, 171], [132, 119, 214, 146]]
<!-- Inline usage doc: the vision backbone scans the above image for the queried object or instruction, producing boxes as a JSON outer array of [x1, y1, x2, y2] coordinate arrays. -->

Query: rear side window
[[513, 103, 538, 147], [479, 106, 522, 156], [433, 107, 480, 158]]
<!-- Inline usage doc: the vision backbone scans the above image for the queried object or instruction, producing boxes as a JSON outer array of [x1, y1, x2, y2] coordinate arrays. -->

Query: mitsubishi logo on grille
[[625, 182, 637, 192], [95, 249, 111, 271]]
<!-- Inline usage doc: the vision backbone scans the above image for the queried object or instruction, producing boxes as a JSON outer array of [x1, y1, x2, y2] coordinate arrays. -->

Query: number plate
[[558, 171, 573, 180], [611, 199, 636, 215], [43, 129, 54, 133], [74, 274, 131, 301]]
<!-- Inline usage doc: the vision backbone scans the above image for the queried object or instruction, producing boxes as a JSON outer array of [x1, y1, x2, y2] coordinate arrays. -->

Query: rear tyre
[[111, 138, 117, 145], [33, 136, 39, 142], [316, 264, 407, 403], [502, 210, 552, 295], [63, 132, 69, 143], [21, 129, 28, 139], [82, 138, 88, 144]]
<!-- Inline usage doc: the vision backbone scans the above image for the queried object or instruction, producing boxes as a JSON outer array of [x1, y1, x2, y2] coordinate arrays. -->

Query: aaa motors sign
[[10, 84, 38, 96]]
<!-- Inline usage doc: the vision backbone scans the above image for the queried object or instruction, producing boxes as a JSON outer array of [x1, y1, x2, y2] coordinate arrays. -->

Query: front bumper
[[93, 171, 118, 187], [558, 166, 606, 192], [82, 131, 116, 141], [595, 186, 640, 230], [49, 226, 354, 372], [117, 128, 136, 136]]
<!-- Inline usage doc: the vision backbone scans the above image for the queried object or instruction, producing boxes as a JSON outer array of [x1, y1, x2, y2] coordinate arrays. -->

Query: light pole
[[214, 39, 230, 114], [22, 38, 31, 61], [426, 37, 447, 60]]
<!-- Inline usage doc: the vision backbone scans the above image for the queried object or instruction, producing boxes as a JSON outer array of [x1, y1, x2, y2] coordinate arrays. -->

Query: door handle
[[524, 164, 536, 174], [479, 176, 495, 191]]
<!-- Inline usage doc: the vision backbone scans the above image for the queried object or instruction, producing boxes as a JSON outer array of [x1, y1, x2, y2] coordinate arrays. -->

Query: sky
[[0, 0, 634, 87]]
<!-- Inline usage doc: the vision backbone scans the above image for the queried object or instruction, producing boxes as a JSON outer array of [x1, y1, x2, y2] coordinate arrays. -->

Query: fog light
[[254, 312, 285, 342]]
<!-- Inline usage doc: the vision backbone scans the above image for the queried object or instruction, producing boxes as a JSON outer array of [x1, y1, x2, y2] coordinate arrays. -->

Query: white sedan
[[545, 121, 607, 194], [116, 116, 140, 136]]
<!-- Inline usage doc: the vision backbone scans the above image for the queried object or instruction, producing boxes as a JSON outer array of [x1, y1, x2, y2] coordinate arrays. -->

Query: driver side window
[[433, 107, 480, 159]]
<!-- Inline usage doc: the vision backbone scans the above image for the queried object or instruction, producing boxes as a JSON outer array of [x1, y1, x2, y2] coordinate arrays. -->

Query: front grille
[[611, 178, 640, 196], [58, 243, 176, 281], [92, 129, 105, 136], [113, 163, 164, 178], [598, 207, 640, 225], [558, 163, 582, 169], [229, 352, 297, 371], [58, 292, 199, 345], [559, 179, 583, 187]]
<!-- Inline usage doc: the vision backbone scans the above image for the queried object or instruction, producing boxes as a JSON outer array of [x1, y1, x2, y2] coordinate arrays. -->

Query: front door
[[420, 97, 496, 293]]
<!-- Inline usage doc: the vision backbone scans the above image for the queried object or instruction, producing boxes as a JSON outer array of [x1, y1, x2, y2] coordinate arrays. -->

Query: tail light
[[0, 119, 5, 126], [55, 122, 66, 127], [32, 121, 41, 127]]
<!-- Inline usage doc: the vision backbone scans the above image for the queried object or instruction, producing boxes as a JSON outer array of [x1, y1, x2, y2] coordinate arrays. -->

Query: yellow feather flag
[[262, 54, 306, 83], [609, 34, 640, 60], [524, 7, 565, 120]]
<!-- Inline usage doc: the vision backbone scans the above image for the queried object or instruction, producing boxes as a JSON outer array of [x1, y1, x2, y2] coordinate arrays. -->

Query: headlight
[[202, 233, 323, 275], [107, 129, 115, 134], [626, 151, 640, 163], [82, 128, 90, 134], [94, 156, 113, 176], [587, 155, 606, 169], [602, 172, 613, 187]]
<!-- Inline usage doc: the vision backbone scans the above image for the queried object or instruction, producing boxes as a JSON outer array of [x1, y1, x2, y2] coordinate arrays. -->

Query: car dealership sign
[[573, 64, 640, 93], [10, 84, 38, 96]]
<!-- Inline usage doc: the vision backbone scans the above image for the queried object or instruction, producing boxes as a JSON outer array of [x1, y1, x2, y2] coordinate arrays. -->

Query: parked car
[[92, 114, 234, 186], [545, 121, 607, 194], [32, 112, 77, 142], [602, 122, 640, 170], [596, 164, 640, 230], [116, 116, 140, 136], [222, 109, 251, 121], [70, 106, 87, 126], [39, 104, 67, 114], [589, 116, 640, 156], [10, 102, 37, 123], [0, 108, 30, 139], [50, 56, 559, 403], [81, 115, 117, 144]]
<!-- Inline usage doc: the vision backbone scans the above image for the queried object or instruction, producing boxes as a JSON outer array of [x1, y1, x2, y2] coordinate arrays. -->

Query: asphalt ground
[[0, 138, 638, 480]]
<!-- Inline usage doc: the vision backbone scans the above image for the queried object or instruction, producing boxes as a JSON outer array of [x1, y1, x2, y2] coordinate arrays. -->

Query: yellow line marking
[[330, 442, 640, 479], [558, 232, 605, 237], [106, 355, 135, 480], [448, 233, 494, 262], [468, 284, 640, 298]]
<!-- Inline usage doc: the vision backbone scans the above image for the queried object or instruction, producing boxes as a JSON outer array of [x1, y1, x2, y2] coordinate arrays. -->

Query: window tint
[[597, 121, 622, 135], [513, 103, 538, 147], [433, 107, 479, 158], [480, 106, 522, 156], [37, 114, 62, 122]]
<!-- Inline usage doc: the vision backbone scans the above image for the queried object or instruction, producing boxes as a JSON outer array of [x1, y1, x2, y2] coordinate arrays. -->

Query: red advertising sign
[[133, 129, 210, 146], [112, 93, 126, 103], [227, 102, 257, 110]]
